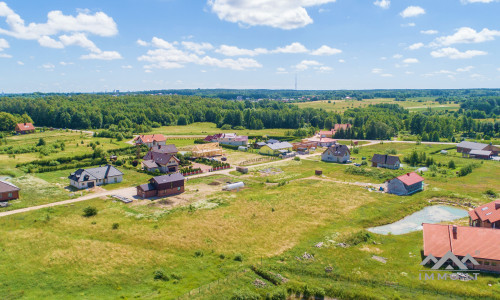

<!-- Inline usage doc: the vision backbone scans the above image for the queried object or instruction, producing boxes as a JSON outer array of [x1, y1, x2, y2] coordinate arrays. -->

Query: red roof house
[[423, 223, 500, 272], [15, 123, 35, 134], [0, 180, 20, 201], [387, 172, 424, 196], [135, 134, 167, 147], [469, 200, 500, 229]]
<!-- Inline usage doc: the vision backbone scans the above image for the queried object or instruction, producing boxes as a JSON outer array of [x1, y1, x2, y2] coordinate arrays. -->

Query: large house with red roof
[[469, 200, 500, 229], [134, 134, 167, 148], [15, 123, 35, 134], [387, 172, 424, 196], [423, 223, 500, 273]]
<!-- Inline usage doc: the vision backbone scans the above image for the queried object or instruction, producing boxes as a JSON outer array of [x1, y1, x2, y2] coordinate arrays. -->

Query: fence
[[239, 156, 278, 166], [175, 269, 248, 300]]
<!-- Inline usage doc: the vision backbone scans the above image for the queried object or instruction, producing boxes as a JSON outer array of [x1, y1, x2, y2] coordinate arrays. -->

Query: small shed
[[236, 166, 249, 174], [223, 182, 245, 191], [315, 170, 323, 176], [440, 150, 448, 155], [238, 146, 248, 152]]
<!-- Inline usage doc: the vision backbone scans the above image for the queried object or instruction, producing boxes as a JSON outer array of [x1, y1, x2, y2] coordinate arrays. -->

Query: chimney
[[452, 225, 458, 239], [495, 201, 500, 210], [407, 173, 410, 176]]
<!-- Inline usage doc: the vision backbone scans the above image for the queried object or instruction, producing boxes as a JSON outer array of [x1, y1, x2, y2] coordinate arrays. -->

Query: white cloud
[[470, 73, 483, 78], [408, 42, 424, 50], [497, 67, 500, 71], [137, 39, 149, 47], [432, 27, 500, 46], [60, 33, 100, 53], [41, 63, 55, 69], [381, 73, 393, 77], [421, 29, 438, 35], [276, 67, 288, 74], [273, 42, 308, 54], [393, 54, 403, 59], [461, 0, 497, 3], [151, 37, 177, 49], [216, 45, 268, 56], [310, 45, 342, 56], [198, 56, 262, 70], [403, 58, 419, 64], [59, 61, 74, 66], [208, 0, 338, 30], [400, 6, 426, 18], [374, 0, 390, 9], [294, 59, 322, 71], [456, 66, 474, 72], [38, 36, 64, 48], [372, 68, 383, 74], [338, 59, 345, 63], [401, 23, 416, 27], [0, 53, 11, 58], [0, 37, 9, 50], [122, 65, 133, 69], [81, 51, 122, 60], [318, 66, 333, 72], [181, 41, 214, 55], [431, 47, 487, 59]]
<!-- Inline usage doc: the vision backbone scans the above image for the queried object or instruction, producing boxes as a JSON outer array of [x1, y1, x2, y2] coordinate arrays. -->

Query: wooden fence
[[239, 156, 278, 166]]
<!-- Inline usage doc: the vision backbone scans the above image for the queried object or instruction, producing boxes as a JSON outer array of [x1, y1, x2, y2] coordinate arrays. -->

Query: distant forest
[[0, 90, 498, 141]]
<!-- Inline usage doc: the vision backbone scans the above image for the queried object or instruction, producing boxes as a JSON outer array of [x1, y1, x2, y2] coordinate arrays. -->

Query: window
[[492, 262, 497, 266], [177, 187, 180, 191], [484, 261, 490, 266], [477, 261, 483, 265], [8, 193, 12, 198], [114, 178, 117, 183]]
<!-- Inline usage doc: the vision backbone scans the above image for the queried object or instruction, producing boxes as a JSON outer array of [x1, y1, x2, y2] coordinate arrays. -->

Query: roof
[[142, 160, 159, 169], [323, 144, 350, 157], [334, 124, 351, 131], [150, 144, 178, 154], [423, 223, 500, 261], [152, 173, 185, 185], [0, 180, 20, 193], [265, 142, 293, 150], [135, 134, 167, 143], [457, 141, 488, 151], [68, 165, 123, 182], [394, 172, 424, 186], [267, 139, 280, 144], [138, 183, 156, 192], [372, 154, 400, 165], [16, 123, 35, 131], [204, 133, 223, 142], [469, 150, 493, 156], [319, 130, 333, 135], [255, 142, 267, 146], [319, 138, 336, 143], [143, 152, 179, 166], [468, 200, 500, 223]]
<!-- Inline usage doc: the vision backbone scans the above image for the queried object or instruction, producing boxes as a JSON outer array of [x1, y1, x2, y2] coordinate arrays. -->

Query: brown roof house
[[457, 141, 499, 157], [0, 180, 20, 201], [423, 223, 500, 273], [321, 144, 350, 163], [371, 154, 401, 170], [137, 173, 185, 199], [15, 123, 35, 134], [469, 200, 500, 229], [134, 134, 167, 148], [387, 172, 424, 196], [142, 151, 180, 173], [148, 144, 178, 155]]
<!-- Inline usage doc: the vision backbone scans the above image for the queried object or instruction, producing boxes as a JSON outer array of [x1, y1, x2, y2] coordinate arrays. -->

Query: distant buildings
[[204, 133, 249, 146], [134, 134, 167, 148], [15, 123, 35, 134], [319, 124, 352, 138], [469, 200, 500, 229], [387, 172, 424, 196], [259, 142, 293, 156], [136, 173, 185, 199], [0, 180, 20, 201], [371, 154, 401, 170], [321, 144, 350, 163], [68, 165, 123, 189], [457, 141, 499, 159]]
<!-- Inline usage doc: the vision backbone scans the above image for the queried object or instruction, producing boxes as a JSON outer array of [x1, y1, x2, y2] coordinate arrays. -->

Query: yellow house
[[259, 142, 293, 156]]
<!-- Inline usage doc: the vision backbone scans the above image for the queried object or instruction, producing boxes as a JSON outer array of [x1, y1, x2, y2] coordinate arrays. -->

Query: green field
[[149, 122, 290, 137], [0, 140, 499, 299]]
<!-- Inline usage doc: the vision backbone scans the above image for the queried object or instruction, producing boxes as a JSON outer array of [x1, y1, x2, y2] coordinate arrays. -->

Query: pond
[[367, 205, 469, 235]]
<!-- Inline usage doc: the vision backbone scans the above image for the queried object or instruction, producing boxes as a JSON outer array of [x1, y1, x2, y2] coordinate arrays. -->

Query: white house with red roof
[[423, 223, 500, 273], [134, 134, 167, 148], [387, 172, 424, 195], [469, 200, 500, 229]]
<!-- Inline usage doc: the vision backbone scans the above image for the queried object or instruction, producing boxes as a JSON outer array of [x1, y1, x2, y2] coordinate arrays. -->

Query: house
[[68, 165, 123, 189], [148, 144, 178, 155], [387, 172, 424, 196], [422, 223, 500, 273], [318, 138, 337, 147], [134, 134, 167, 148], [267, 139, 280, 144], [259, 142, 293, 156], [469, 150, 493, 160], [15, 123, 35, 134], [292, 141, 317, 152], [334, 124, 352, 132], [191, 143, 223, 158], [136, 173, 185, 198], [319, 130, 334, 138], [469, 200, 500, 229], [205, 133, 248, 146], [321, 144, 350, 163], [254, 142, 267, 149], [203, 133, 224, 142], [457, 141, 499, 157], [0, 180, 20, 201], [371, 154, 401, 170], [142, 152, 180, 173]]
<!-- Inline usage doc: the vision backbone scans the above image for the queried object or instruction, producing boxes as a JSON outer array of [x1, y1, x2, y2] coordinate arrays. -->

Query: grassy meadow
[[149, 122, 290, 137]]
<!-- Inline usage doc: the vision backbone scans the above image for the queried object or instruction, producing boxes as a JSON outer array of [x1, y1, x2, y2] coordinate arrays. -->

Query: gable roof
[[135, 134, 166, 143], [68, 165, 123, 182], [142, 160, 159, 169], [372, 154, 401, 165], [319, 130, 334, 135], [15, 123, 35, 131], [457, 141, 488, 151], [152, 173, 185, 185], [423, 223, 500, 261], [468, 200, 500, 223], [267, 139, 280, 144], [265, 142, 293, 150], [334, 124, 351, 131], [143, 152, 179, 166], [394, 172, 424, 186], [469, 150, 493, 156], [0, 180, 20, 193], [323, 144, 350, 157], [204, 133, 224, 142], [150, 144, 178, 154]]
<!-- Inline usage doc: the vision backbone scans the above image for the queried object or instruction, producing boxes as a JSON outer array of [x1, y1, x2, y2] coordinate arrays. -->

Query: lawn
[[149, 122, 290, 137]]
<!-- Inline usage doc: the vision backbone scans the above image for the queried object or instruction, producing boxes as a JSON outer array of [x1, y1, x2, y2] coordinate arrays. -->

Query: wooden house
[[321, 144, 350, 163], [457, 141, 499, 157], [259, 142, 293, 156], [15, 123, 35, 134], [371, 154, 401, 170], [387, 172, 424, 196], [0, 180, 20, 201], [136, 173, 185, 199]]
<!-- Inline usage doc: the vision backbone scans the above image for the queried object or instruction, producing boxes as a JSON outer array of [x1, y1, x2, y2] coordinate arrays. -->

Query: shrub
[[112, 223, 119, 230], [234, 254, 243, 262], [251, 265, 282, 285], [219, 254, 226, 259], [344, 230, 371, 246], [194, 250, 204, 257], [170, 272, 182, 280], [293, 156, 300, 161], [267, 289, 286, 300], [448, 160, 456, 169], [37, 138, 46, 146], [352, 147, 359, 154], [485, 189, 498, 198], [82, 206, 97, 217], [361, 161, 367, 166], [220, 124, 232, 130], [153, 270, 169, 281], [231, 289, 260, 300]]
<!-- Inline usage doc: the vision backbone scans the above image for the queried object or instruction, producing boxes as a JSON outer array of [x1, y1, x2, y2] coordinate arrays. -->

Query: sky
[[0, 0, 500, 93]]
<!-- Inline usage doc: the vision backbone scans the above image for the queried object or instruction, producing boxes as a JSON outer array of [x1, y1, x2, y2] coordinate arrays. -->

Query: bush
[[344, 230, 371, 246], [37, 138, 46, 146], [448, 160, 456, 169], [293, 156, 300, 161], [194, 250, 204, 257], [251, 265, 282, 285], [82, 206, 97, 217], [220, 124, 232, 130], [153, 270, 169, 281], [112, 223, 119, 230], [352, 147, 359, 154], [485, 189, 498, 198], [267, 289, 286, 300], [234, 254, 243, 262], [231, 289, 260, 300]]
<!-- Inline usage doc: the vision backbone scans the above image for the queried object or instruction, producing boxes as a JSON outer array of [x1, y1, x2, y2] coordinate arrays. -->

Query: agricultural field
[[0, 141, 499, 299], [293, 98, 460, 113]]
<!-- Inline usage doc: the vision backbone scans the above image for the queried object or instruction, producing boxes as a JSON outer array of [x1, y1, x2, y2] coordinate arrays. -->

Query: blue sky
[[0, 0, 499, 93]]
